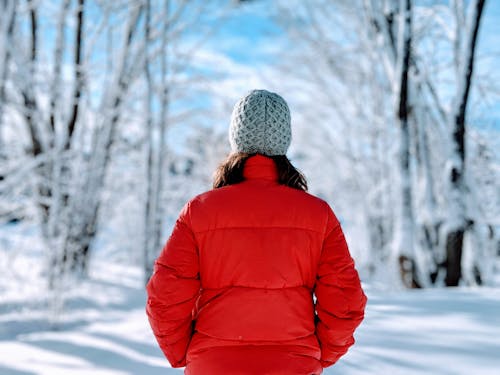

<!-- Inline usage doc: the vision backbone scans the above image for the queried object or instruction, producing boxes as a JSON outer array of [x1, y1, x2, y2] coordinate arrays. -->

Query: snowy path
[[335, 286, 500, 375], [1, 263, 499, 375]]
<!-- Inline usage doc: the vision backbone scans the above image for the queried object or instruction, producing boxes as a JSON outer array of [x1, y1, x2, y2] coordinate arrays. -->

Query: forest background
[[0, 1, 499, 374]]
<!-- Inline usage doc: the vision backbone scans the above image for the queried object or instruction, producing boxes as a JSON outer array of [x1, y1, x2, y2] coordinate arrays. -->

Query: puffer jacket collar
[[243, 154, 278, 181]]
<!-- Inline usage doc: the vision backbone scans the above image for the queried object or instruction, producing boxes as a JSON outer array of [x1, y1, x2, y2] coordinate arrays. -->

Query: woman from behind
[[146, 89, 367, 374]]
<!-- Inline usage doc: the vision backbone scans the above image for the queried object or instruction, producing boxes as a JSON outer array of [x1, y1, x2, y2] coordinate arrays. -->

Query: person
[[146, 89, 367, 375]]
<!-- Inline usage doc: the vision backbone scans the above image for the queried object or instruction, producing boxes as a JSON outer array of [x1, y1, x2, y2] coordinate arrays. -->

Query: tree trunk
[[144, 0, 170, 283], [58, 0, 85, 274], [393, 0, 419, 288], [445, 229, 464, 286], [144, 0, 155, 281], [60, 3, 144, 277], [0, 0, 16, 150], [444, 0, 485, 286]]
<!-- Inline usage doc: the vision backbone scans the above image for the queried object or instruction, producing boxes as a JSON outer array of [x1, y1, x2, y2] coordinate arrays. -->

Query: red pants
[[185, 345, 323, 375]]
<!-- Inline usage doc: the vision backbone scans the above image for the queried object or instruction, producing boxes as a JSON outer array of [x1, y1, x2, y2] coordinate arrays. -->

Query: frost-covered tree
[[273, 0, 495, 287], [0, 0, 16, 149], [0, 0, 239, 294], [141, 0, 235, 282], [443, 0, 486, 286], [1, 0, 146, 291]]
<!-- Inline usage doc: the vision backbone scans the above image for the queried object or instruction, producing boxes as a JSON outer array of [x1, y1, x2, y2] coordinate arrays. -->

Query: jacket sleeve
[[314, 204, 367, 368], [146, 201, 200, 368]]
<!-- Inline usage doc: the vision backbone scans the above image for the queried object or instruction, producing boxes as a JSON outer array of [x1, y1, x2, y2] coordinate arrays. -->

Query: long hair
[[213, 152, 308, 191]]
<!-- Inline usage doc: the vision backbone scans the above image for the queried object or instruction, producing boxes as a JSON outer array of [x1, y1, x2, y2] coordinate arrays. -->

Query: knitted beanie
[[229, 89, 291, 156]]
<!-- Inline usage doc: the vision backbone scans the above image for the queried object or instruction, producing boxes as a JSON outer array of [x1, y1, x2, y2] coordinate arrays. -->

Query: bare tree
[[61, 2, 145, 278], [444, 0, 486, 286], [273, 0, 494, 287], [143, 0, 170, 283], [392, 0, 418, 288], [141, 0, 234, 282], [2, 0, 147, 294], [0, 0, 16, 151], [0, 0, 236, 299]]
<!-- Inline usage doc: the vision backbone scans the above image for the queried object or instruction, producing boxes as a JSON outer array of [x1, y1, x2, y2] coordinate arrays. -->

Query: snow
[[1, 237, 500, 375], [338, 285, 500, 375]]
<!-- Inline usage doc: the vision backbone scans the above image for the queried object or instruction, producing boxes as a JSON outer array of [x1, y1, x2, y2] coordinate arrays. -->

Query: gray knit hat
[[229, 89, 291, 156]]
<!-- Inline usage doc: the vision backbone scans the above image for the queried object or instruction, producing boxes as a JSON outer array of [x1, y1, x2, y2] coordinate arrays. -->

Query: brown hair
[[213, 152, 308, 191]]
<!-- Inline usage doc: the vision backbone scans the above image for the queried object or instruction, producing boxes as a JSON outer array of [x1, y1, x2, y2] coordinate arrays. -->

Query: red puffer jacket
[[146, 154, 367, 374]]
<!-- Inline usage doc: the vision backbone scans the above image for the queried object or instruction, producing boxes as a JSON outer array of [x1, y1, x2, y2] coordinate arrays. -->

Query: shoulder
[[277, 187, 340, 234], [295, 188, 330, 208], [179, 186, 236, 219], [187, 184, 236, 208], [182, 184, 336, 234], [187, 184, 333, 212], [189, 184, 329, 207], [279, 186, 332, 214]]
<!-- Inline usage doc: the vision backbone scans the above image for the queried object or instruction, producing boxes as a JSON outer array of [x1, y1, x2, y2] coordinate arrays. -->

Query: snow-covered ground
[[1, 226, 500, 374]]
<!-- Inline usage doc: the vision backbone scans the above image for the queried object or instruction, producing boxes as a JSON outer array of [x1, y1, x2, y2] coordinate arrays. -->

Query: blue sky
[[30, 0, 499, 144], [476, 0, 500, 127], [205, 0, 500, 130]]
